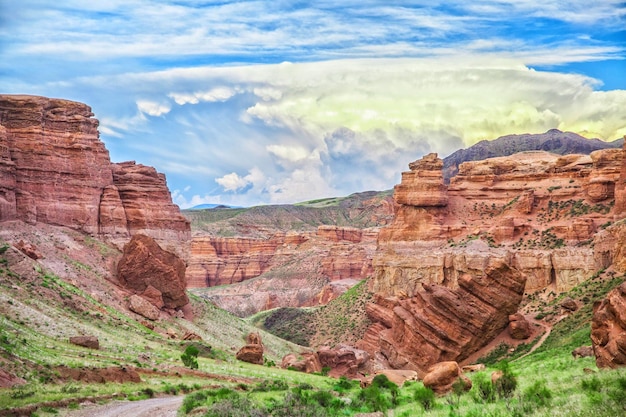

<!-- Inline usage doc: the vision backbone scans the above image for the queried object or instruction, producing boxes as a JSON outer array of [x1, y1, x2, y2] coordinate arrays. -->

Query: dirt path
[[515, 316, 552, 360], [57, 396, 184, 417]]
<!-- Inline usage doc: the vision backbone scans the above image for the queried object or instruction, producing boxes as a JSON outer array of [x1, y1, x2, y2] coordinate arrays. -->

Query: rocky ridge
[[360, 144, 626, 372], [0, 94, 190, 257]]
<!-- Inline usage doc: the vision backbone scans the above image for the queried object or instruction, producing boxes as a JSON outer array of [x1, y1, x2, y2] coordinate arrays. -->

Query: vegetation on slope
[[183, 190, 393, 237], [0, 227, 303, 414], [249, 280, 372, 348]]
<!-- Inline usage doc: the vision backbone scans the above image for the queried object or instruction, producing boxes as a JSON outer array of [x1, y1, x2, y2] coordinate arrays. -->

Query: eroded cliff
[[362, 146, 626, 372], [0, 94, 190, 254]]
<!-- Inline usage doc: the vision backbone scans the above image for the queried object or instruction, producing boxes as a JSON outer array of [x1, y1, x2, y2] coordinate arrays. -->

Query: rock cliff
[[189, 227, 377, 316], [362, 145, 625, 371], [0, 95, 190, 254]]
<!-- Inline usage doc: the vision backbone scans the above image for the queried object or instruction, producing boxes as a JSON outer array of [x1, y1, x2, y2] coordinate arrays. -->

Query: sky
[[1, 1, 625, 208]]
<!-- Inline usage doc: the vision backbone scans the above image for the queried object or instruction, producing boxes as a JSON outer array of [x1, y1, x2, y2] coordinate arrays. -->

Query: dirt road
[[58, 396, 184, 417]]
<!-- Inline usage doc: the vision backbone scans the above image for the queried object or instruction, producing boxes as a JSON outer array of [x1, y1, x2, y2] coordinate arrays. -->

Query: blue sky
[[1, 1, 625, 208]]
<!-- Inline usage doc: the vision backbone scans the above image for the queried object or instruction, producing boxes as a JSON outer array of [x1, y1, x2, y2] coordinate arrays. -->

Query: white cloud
[[266, 145, 310, 163], [136, 99, 171, 116], [215, 172, 250, 192], [168, 87, 237, 105]]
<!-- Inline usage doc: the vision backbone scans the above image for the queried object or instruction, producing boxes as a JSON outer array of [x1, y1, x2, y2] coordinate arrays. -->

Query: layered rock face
[[188, 226, 377, 315], [0, 95, 189, 252], [591, 281, 626, 368], [363, 148, 624, 371], [360, 258, 526, 373], [375, 150, 623, 297]]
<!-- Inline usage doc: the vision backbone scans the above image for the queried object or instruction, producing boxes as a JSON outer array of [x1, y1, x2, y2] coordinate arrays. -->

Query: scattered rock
[[15, 240, 42, 260], [462, 364, 486, 373], [422, 361, 471, 395], [591, 281, 626, 368], [236, 332, 264, 365], [166, 328, 177, 339], [236, 344, 264, 365], [117, 234, 189, 310], [69, 336, 99, 350], [561, 297, 578, 312], [572, 346, 594, 359], [508, 313, 531, 340], [182, 331, 202, 341], [128, 294, 160, 321]]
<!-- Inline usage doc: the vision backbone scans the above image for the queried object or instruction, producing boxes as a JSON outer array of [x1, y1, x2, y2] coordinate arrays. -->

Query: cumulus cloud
[[82, 57, 626, 207], [136, 99, 171, 116], [168, 87, 238, 105], [215, 172, 251, 192]]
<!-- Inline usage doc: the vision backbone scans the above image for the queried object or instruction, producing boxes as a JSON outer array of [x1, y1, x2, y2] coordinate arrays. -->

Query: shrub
[[523, 379, 552, 408], [333, 376, 355, 392], [414, 385, 436, 410], [494, 361, 517, 399], [180, 345, 199, 369], [472, 373, 495, 403]]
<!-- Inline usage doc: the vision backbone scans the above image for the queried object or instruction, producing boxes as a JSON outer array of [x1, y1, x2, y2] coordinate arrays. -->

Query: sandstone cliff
[[0, 95, 190, 254], [362, 145, 626, 371]]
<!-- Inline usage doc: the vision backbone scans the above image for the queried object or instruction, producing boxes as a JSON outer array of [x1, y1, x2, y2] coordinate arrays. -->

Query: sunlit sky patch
[[1, 1, 625, 207]]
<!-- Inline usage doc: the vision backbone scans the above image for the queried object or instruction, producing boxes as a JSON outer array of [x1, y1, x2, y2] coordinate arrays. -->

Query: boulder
[[117, 234, 189, 310], [128, 294, 160, 321], [561, 297, 578, 312], [422, 361, 471, 395], [572, 346, 594, 359], [236, 344, 264, 365], [508, 313, 531, 340], [236, 332, 264, 365], [69, 336, 99, 350], [591, 281, 626, 368]]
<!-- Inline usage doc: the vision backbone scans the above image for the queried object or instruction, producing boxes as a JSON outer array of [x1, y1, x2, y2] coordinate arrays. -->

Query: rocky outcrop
[[117, 234, 189, 311], [69, 336, 99, 350], [0, 94, 189, 253], [236, 332, 264, 365], [508, 313, 531, 340], [281, 345, 369, 378], [591, 281, 626, 368], [360, 258, 525, 373], [189, 228, 377, 315], [422, 361, 471, 395]]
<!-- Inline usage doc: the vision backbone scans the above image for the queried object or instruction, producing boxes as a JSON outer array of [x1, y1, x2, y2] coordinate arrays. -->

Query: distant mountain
[[442, 129, 623, 181], [188, 203, 240, 210]]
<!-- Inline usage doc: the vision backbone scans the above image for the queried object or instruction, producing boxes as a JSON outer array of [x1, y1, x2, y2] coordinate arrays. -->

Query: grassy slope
[[183, 190, 393, 237], [0, 229, 305, 412]]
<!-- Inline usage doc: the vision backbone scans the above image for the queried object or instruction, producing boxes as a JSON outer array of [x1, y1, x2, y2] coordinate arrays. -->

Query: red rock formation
[[236, 332, 264, 365], [0, 95, 112, 233], [360, 257, 526, 373], [117, 234, 189, 310], [508, 313, 531, 340], [614, 138, 626, 216], [0, 94, 190, 254], [591, 281, 626, 368], [187, 228, 377, 315], [422, 361, 471, 395], [111, 161, 190, 245]]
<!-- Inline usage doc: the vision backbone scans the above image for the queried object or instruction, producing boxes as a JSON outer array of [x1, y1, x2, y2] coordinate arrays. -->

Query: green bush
[[523, 379, 552, 408], [414, 384, 436, 410], [472, 372, 495, 403], [180, 345, 199, 369], [494, 361, 517, 399]]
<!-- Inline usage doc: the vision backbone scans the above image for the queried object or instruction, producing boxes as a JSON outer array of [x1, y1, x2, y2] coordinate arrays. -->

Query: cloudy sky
[[2, 1, 625, 208]]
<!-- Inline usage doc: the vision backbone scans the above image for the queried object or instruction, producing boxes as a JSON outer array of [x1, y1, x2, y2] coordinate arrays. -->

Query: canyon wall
[[361, 146, 625, 372], [0, 94, 190, 255], [188, 226, 378, 316]]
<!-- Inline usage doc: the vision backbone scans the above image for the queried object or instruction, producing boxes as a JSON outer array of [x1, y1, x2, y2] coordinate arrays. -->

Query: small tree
[[181, 345, 199, 369]]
